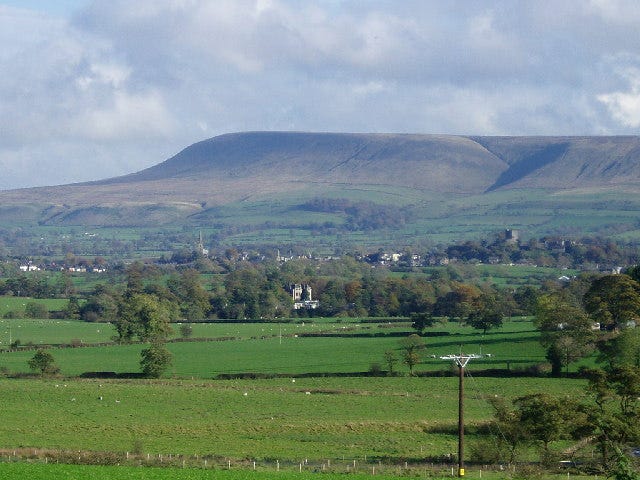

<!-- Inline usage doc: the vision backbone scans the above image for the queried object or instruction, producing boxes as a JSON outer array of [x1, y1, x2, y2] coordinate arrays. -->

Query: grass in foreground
[[0, 461, 602, 479], [0, 376, 586, 462]]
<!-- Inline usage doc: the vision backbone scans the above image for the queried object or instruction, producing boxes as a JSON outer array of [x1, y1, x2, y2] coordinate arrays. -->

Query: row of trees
[[445, 234, 639, 269], [74, 260, 540, 323], [0, 273, 74, 298]]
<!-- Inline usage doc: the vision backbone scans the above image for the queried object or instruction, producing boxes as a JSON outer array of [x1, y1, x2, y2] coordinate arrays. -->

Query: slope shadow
[[485, 142, 569, 191]]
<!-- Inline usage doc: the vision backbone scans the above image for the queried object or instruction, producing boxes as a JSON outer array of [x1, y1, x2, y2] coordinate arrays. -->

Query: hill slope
[[96, 132, 508, 194], [0, 132, 639, 234]]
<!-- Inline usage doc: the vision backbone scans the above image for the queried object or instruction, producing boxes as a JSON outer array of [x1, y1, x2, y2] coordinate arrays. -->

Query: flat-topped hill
[[0, 132, 639, 231]]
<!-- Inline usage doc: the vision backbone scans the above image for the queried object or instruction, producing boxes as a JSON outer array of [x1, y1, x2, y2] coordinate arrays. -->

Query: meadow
[[0, 314, 600, 478], [0, 463, 601, 480], [0, 318, 547, 376], [0, 376, 586, 463]]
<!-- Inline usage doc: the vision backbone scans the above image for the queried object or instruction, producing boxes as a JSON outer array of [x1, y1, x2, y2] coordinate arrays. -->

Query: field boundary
[[0, 447, 520, 477]]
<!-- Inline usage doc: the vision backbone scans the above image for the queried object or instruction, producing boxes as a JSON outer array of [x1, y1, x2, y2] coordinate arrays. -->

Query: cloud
[[1, 0, 640, 189], [598, 65, 640, 127], [72, 90, 174, 141]]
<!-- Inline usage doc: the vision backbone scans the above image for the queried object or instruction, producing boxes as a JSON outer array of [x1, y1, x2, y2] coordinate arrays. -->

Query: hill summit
[[1, 131, 639, 228]]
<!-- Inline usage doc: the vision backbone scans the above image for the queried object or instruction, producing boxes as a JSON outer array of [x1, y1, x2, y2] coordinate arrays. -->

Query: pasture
[[0, 318, 547, 376], [0, 376, 586, 463], [0, 316, 600, 477], [0, 463, 600, 480]]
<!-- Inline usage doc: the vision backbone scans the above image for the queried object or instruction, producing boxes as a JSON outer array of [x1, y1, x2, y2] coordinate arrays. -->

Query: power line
[[439, 352, 483, 478]]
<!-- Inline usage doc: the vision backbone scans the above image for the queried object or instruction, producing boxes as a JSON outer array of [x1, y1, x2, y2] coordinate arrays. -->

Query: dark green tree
[[24, 302, 48, 319], [486, 396, 527, 464], [410, 312, 437, 333], [467, 295, 503, 335], [63, 296, 81, 320], [179, 323, 193, 339], [80, 284, 121, 322], [584, 274, 640, 329], [117, 293, 174, 342], [598, 327, 640, 368], [513, 285, 540, 315], [513, 393, 567, 464], [585, 366, 640, 473], [140, 342, 172, 378], [535, 293, 595, 376], [167, 269, 211, 320], [28, 349, 58, 375]]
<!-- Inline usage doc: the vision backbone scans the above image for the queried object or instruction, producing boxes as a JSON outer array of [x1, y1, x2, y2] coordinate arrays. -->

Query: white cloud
[[72, 90, 174, 140], [1, 0, 640, 189], [599, 90, 640, 127], [598, 66, 640, 127], [588, 0, 640, 24]]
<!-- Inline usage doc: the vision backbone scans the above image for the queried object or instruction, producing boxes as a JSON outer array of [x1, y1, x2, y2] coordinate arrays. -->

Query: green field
[[0, 376, 585, 463], [0, 318, 547, 377], [0, 316, 604, 477], [0, 462, 598, 480]]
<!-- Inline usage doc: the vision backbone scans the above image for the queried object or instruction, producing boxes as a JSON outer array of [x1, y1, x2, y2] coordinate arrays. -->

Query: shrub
[[368, 362, 383, 375], [28, 349, 59, 375], [179, 323, 193, 339], [25, 302, 48, 319], [140, 342, 172, 378]]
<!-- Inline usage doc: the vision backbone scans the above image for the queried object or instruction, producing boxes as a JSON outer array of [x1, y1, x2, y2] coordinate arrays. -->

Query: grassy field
[[211, 188, 640, 248], [0, 318, 547, 377], [0, 315, 602, 477], [0, 297, 69, 317], [0, 376, 586, 462], [0, 462, 600, 480]]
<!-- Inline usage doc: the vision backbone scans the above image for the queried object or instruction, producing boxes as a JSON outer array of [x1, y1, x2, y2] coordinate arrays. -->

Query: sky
[[1, 0, 640, 190]]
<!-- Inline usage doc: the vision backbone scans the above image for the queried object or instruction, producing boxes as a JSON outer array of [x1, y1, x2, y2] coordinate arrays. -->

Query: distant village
[[13, 229, 632, 278]]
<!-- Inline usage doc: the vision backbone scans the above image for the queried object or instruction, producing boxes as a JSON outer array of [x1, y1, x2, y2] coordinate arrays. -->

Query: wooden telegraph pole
[[439, 353, 481, 478]]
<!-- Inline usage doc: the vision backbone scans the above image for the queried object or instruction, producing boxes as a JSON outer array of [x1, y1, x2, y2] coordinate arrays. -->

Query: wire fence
[[0, 447, 519, 477]]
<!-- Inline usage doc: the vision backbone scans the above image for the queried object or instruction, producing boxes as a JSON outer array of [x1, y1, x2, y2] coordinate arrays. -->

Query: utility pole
[[439, 353, 481, 478]]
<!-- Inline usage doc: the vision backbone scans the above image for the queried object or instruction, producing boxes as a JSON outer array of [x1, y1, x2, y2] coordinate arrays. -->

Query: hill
[[1, 132, 640, 243]]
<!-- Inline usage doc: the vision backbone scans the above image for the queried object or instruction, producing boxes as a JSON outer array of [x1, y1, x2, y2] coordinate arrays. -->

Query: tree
[[535, 293, 595, 376], [513, 285, 540, 315], [28, 349, 58, 375], [585, 366, 640, 472], [63, 296, 81, 320], [140, 342, 172, 378], [410, 312, 437, 334], [598, 327, 640, 368], [179, 323, 193, 339], [433, 283, 481, 321], [167, 269, 211, 320], [399, 334, 424, 375], [383, 349, 398, 375], [513, 393, 567, 464], [24, 302, 48, 319], [80, 284, 120, 322], [584, 274, 640, 329], [467, 295, 503, 335], [486, 396, 527, 464], [116, 293, 174, 342]]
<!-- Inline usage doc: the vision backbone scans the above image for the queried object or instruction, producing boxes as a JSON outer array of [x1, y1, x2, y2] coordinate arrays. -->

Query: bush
[[25, 302, 48, 319], [28, 349, 59, 375], [179, 323, 193, 339], [368, 362, 383, 375], [140, 342, 172, 378]]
